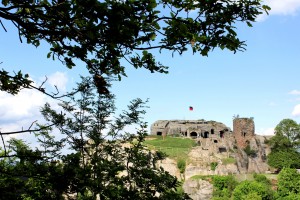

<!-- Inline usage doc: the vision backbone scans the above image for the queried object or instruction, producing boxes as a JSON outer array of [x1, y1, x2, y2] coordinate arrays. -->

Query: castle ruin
[[151, 118, 255, 149], [233, 118, 255, 148]]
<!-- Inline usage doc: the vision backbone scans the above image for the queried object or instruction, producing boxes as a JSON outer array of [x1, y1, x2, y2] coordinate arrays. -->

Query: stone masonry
[[233, 118, 255, 148], [150, 120, 231, 139]]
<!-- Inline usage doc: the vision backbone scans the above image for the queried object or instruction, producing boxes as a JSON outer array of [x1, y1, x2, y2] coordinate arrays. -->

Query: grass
[[222, 157, 236, 165], [144, 136, 196, 161], [234, 173, 278, 182], [190, 175, 213, 181]]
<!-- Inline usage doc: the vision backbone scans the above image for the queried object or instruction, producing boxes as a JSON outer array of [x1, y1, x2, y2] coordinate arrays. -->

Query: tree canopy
[[0, 0, 270, 95], [0, 77, 191, 199], [0, 0, 271, 199], [267, 119, 300, 170], [273, 119, 300, 149]]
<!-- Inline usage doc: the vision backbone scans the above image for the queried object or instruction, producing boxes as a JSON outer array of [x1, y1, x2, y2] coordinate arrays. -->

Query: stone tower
[[233, 118, 255, 148]]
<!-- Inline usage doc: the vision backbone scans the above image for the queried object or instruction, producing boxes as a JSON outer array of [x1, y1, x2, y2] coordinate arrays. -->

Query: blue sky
[[1, 0, 300, 141]]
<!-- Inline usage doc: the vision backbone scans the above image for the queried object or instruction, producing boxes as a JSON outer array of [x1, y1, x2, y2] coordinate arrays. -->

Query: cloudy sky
[[1, 1, 300, 144]]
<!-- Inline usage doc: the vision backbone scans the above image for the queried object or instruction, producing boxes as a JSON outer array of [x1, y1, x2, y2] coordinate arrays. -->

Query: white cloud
[[0, 72, 68, 147], [0, 89, 46, 120], [257, 0, 300, 21], [0, 119, 39, 143], [292, 104, 300, 117], [259, 127, 275, 135], [48, 71, 68, 91], [289, 89, 300, 95], [264, 0, 300, 15]]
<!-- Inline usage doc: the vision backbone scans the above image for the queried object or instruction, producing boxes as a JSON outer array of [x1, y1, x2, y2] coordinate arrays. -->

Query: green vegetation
[[212, 175, 238, 199], [190, 175, 212, 181], [222, 157, 236, 165], [211, 162, 219, 171], [0, 0, 273, 198], [144, 136, 196, 161], [208, 172, 300, 200], [267, 119, 300, 170], [177, 159, 186, 174], [232, 180, 274, 200], [0, 79, 188, 200], [244, 144, 257, 157], [253, 173, 271, 186], [277, 168, 300, 198]]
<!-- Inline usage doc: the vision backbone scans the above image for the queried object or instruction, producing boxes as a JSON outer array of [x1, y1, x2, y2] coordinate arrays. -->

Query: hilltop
[[146, 118, 274, 199]]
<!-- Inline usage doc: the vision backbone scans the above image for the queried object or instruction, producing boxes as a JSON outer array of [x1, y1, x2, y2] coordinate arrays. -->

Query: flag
[[189, 106, 193, 111]]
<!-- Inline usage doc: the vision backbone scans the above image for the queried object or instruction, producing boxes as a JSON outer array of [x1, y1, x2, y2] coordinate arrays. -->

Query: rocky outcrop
[[183, 179, 213, 200], [157, 157, 181, 180], [184, 135, 271, 178], [150, 118, 273, 199]]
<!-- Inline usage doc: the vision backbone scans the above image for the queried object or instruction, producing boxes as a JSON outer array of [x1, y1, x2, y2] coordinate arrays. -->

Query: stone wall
[[233, 118, 255, 148], [150, 120, 231, 139]]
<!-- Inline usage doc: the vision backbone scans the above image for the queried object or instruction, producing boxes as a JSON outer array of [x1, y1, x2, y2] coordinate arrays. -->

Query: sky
[[1, 0, 300, 145]]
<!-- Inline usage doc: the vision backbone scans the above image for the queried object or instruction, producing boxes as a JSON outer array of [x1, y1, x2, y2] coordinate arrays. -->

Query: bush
[[253, 174, 271, 186], [232, 180, 273, 200], [177, 159, 186, 174], [212, 175, 237, 198], [267, 150, 300, 169], [244, 145, 257, 157], [211, 162, 218, 171], [190, 175, 211, 181], [277, 168, 300, 198]]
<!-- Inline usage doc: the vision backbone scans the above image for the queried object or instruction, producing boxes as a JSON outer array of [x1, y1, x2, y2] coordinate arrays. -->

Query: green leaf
[[47, 52, 52, 59]]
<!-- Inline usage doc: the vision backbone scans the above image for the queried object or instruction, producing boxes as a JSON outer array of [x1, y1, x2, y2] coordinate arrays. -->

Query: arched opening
[[190, 132, 198, 138], [219, 147, 227, 153], [220, 131, 224, 138], [204, 131, 209, 138], [211, 129, 214, 134], [214, 140, 218, 143], [157, 132, 162, 136]]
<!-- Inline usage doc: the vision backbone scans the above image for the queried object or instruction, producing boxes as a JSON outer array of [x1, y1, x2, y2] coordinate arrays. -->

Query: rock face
[[183, 179, 213, 200], [156, 157, 181, 180], [184, 134, 271, 179], [150, 118, 273, 200]]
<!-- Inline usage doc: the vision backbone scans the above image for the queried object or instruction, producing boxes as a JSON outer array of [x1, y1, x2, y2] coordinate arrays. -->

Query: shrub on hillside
[[253, 174, 271, 186], [212, 175, 237, 199], [244, 144, 257, 157], [211, 162, 218, 171], [232, 180, 273, 200], [177, 159, 186, 174]]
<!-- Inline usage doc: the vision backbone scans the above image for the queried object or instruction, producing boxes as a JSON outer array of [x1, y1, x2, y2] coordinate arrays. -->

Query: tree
[[232, 180, 273, 200], [277, 168, 300, 198], [0, 1, 270, 199], [212, 175, 238, 199], [267, 149, 300, 169], [0, 0, 270, 95], [0, 77, 191, 199], [267, 119, 300, 170], [273, 119, 300, 149]]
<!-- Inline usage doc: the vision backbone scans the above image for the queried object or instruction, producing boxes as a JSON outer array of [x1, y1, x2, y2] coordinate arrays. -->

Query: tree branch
[[0, 123, 55, 135]]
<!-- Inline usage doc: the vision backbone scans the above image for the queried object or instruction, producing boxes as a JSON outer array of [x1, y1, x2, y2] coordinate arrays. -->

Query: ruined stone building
[[233, 118, 255, 148], [151, 118, 271, 176], [151, 119, 230, 138], [151, 118, 256, 149]]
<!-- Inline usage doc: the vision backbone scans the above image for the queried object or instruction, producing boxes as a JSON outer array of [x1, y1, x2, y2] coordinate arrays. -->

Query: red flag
[[189, 106, 193, 111]]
